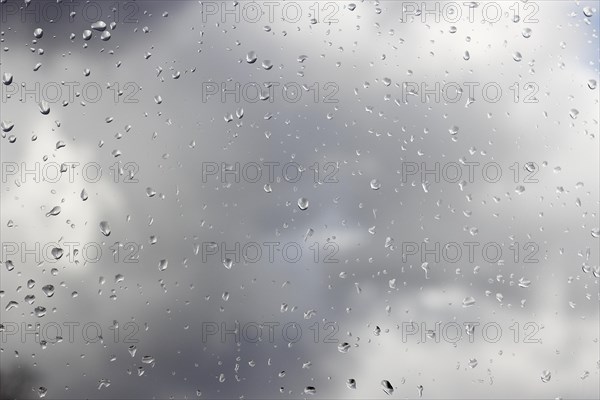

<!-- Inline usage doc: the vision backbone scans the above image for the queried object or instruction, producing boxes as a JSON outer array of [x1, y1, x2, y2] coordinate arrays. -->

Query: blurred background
[[1, 0, 599, 398]]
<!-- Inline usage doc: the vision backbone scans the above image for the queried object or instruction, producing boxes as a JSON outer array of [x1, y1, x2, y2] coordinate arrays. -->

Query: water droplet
[[346, 379, 356, 389], [569, 109, 579, 119], [261, 60, 273, 70], [246, 51, 257, 64], [82, 30, 92, 40], [297, 197, 309, 210], [540, 370, 551, 383], [303, 386, 316, 395], [34, 306, 47, 317], [463, 51, 470, 60], [100, 31, 111, 41], [1, 120, 14, 132], [449, 125, 459, 135], [462, 296, 476, 307], [588, 79, 597, 90], [39, 101, 50, 115], [158, 259, 168, 271], [348, 3, 356, 11], [2, 72, 13, 85], [42, 285, 55, 297], [449, 26, 457, 33], [468, 358, 478, 368], [522, 28, 532, 38], [128, 345, 137, 357], [33, 28, 43, 39], [370, 179, 381, 190], [81, 189, 88, 201], [37, 387, 47, 398], [583, 6, 594, 17], [51, 247, 63, 260], [264, 184, 272, 193], [46, 206, 61, 217], [421, 262, 430, 279], [99, 221, 111, 236], [513, 51, 522, 62], [223, 258, 233, 269], [381, 380, 394, 395], [91, 21, 107, 31], [338, 342, 350, 353]]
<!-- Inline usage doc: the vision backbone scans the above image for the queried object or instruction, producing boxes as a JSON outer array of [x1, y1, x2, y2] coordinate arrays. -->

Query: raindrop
[[39, 101, 50, 115], [1, 121, 14, 132], [569, 109, 579, 119], [83, 30, 92, 40], [297, 197, 309, 210], [370, 179, 381, 190], [262, 60, 273, 70], [381, 380, 394, 395], [51, 248, 63, 260], [158, 259, 168, 271], [42, 285, 55, 297], [462, 296, 476, 307], [99, 221, 111, 236], [513, 51, 522, 62], [522, 28, 532, 38], [2, 72, 13, 85], [246, 51, 257, 63], [588, 79, 597, 90], [91, 21, 107, 31], [304, 387, 316, 395], [540, 370, 551, 383], [338, 342, 350, 353], [34, 28, 43, 38], [346, 379, 356, 389], [46, 206, 61, 217]]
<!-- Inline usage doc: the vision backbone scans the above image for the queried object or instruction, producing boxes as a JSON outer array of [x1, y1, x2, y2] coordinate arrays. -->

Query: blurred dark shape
[[0, 365, 36, 400]]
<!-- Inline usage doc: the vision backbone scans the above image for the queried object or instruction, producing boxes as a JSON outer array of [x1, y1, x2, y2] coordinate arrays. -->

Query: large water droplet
[[42, 285, 55, 297], [2, 72, 13, 85], [246, 51, 257, 64], [91, 21, 107, 31]]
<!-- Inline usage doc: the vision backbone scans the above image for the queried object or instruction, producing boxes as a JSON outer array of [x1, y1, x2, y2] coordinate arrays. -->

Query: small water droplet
[[33, 28, 43, 39], [158, 259, 168, 271], [297, 197, 309, 210], [540, 370, 551, 383], [99, 221, 111, 236], [370, 179, 381, 190], [381, 380, 394, 395], [462, 296, 476, 307]]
